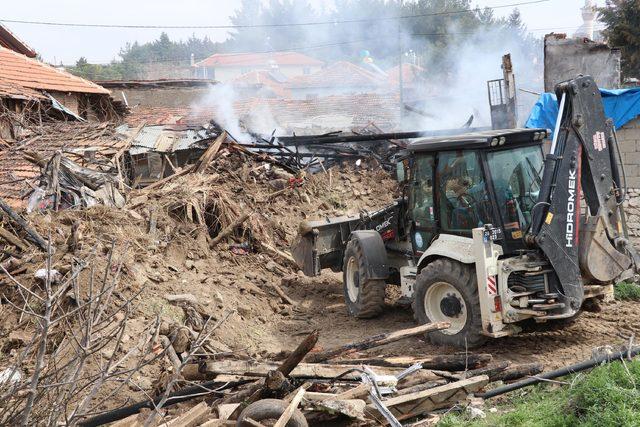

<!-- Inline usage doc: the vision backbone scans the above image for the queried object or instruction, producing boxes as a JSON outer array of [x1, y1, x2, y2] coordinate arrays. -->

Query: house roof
[[387, 63, 427, 85], [287, 61, 386, 89], [0, 24, 36, 58], [0, 122, 126, 208], [195, 52, 324, 68], [0, 47, 110, 95], [0, 81, 47, 101], [230, 70, 290, 98], [96, 79, 217, 89], [126, 93, 400, 135]]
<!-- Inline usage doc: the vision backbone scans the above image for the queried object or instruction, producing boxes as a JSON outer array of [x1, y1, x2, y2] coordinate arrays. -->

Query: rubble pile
[[4, 117, 633, 426], [0, 133, 413, 425]]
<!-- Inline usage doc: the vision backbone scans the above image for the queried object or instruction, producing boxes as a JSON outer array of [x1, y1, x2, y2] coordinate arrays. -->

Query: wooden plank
[[194, 132, 226, 173], [331, 354, 492, 370], [199, 420, 236, 427], [203, 359, 425, 380], [111, 413, 143, 427], [273, 387, 305, 427], [305, 322, 450, 363], [165, 401, 210, 427], [368, 375, 488, 420], [335, 383, 372, 400], [217, 403, 241, 420]]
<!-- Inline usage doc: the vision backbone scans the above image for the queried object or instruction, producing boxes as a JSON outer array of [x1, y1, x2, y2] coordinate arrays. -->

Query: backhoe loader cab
[[293, 76, 637, 348], [403, 129, 546, 260]]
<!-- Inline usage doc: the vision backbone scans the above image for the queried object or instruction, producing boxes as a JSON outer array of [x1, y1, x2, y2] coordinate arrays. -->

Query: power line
[[62, 24, 604, 66], [0, 0, 549, 30]]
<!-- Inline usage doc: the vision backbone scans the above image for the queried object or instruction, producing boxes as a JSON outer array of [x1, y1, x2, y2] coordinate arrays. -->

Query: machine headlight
[[491, 138, 499, 147], [499, 137, 506, 145]]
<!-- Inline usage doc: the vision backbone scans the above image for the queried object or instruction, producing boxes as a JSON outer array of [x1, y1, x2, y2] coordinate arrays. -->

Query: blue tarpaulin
[[525, 87, 640, 134]]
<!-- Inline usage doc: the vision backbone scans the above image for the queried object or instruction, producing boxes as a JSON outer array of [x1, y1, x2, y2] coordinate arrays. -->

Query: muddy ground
[[287, 271, 639, 370]]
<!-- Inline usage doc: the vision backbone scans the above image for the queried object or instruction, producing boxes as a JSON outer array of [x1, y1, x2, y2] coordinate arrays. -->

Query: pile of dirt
[[0, 146, 398, 412]]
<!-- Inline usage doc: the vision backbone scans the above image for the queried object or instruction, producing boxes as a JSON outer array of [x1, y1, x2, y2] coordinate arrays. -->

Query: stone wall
[[544, 34, 621, 92]]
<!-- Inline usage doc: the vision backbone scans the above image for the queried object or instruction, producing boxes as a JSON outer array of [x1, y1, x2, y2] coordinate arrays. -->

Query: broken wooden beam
[[0, 197, 48, 251], [0, 226, 29, 251], [331, 353, 492, 371], [367, 375, 489, 421], [165, 401, 210, 427], [273, 387, 306, 427], [198, 359, 422, 381], [194, 132, 226, 173], [490, 362, 543, 382], [305, 322, 450, 363], [461, 361, 511, 380], [210, 212, 251, 248]]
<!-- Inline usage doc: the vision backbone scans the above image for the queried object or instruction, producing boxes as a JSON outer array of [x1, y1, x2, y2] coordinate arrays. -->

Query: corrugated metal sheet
[[128, 125, 210, 155]]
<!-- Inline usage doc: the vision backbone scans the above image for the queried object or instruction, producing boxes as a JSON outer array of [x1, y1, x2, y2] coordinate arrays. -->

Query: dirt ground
[[286, 271, 640, 370]]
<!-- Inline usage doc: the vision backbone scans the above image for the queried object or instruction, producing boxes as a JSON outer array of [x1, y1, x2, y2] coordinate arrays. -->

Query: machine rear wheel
[[343, 238, 386, 318], [413, 258, 487, 348]]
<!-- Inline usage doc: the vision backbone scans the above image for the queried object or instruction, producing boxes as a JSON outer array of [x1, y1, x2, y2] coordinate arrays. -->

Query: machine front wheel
[[413, 258, 487, 348], [342, 238, 386, 318]]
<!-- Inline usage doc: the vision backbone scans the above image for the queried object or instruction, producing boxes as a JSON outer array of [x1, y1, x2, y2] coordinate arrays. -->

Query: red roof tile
[[195, 52, 324, 68], [0, 24, 36, 58], [230, 70, 290, 98], [387, 63, 428, 85], [126, 93, 400, 134], [287, 61, 386, 89], [0, 80, 46, 100], [0, 47, 110, 95]]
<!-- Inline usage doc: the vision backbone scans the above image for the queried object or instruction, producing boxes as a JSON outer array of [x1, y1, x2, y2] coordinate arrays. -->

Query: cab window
[[437, 150, 492, 235], [409, 154, 435, 252]]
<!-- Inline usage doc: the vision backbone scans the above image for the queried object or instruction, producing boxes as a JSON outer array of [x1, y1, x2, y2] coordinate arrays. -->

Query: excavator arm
[[529, 75, 637, 312]]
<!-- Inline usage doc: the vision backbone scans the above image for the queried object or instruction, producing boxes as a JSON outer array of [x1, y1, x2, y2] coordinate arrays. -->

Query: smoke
[[191, 83, 253, 143], [402, 22, 543, 131], [189, 1, 545, 135]]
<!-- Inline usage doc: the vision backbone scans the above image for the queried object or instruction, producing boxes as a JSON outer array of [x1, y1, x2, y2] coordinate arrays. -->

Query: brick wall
[[615, 116, 640, 242]]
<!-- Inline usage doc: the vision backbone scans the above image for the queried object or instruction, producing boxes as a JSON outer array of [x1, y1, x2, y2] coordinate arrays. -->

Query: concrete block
[[623, 164, 639, 178], [626, 177, 640, 188], [618, 138, 638, 153], [623, 151, 640, 165]]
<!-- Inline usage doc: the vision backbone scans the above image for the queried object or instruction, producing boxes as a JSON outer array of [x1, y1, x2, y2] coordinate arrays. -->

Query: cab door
[[409, 154, 436, 255]]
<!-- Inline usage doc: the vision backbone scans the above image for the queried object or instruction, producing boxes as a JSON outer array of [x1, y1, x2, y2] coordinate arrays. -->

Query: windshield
[[487, 145, 543, 240]]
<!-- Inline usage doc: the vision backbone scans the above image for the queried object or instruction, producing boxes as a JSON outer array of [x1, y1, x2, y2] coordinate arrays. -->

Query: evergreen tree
[[598, 0, 640, 79]]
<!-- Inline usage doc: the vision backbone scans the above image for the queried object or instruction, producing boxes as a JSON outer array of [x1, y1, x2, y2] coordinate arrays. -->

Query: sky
[[2, 0, 601, 64]]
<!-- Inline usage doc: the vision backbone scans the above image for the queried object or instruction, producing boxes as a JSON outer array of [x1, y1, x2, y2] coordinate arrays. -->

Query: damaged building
[[0, 24, 125, 142]]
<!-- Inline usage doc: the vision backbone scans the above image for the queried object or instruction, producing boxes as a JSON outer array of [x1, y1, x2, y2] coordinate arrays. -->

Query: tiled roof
[[0, 24, 36, 58], [387, 63, 428, 86], [230, 70, 290, 98], [0, 80, 46, 100], [0, 123, 126, 208], [287, 61, 386, 89], [126, 93, 400, 135], [0, 47, 110, 95], [195, 52, 324, 68]]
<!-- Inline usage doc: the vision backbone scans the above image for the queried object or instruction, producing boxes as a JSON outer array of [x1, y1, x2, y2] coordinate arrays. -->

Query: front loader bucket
[[580, 216, 632, 283]]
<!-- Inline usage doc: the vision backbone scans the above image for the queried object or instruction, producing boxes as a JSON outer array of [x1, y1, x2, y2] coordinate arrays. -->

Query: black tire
[[412, 258, 487, 348], [236, 399, 308, 427], [342, 238, 386, 318]]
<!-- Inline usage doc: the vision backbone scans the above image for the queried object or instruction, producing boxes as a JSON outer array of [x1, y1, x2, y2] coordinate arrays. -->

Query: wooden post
[[305, 322, 449, 363]]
